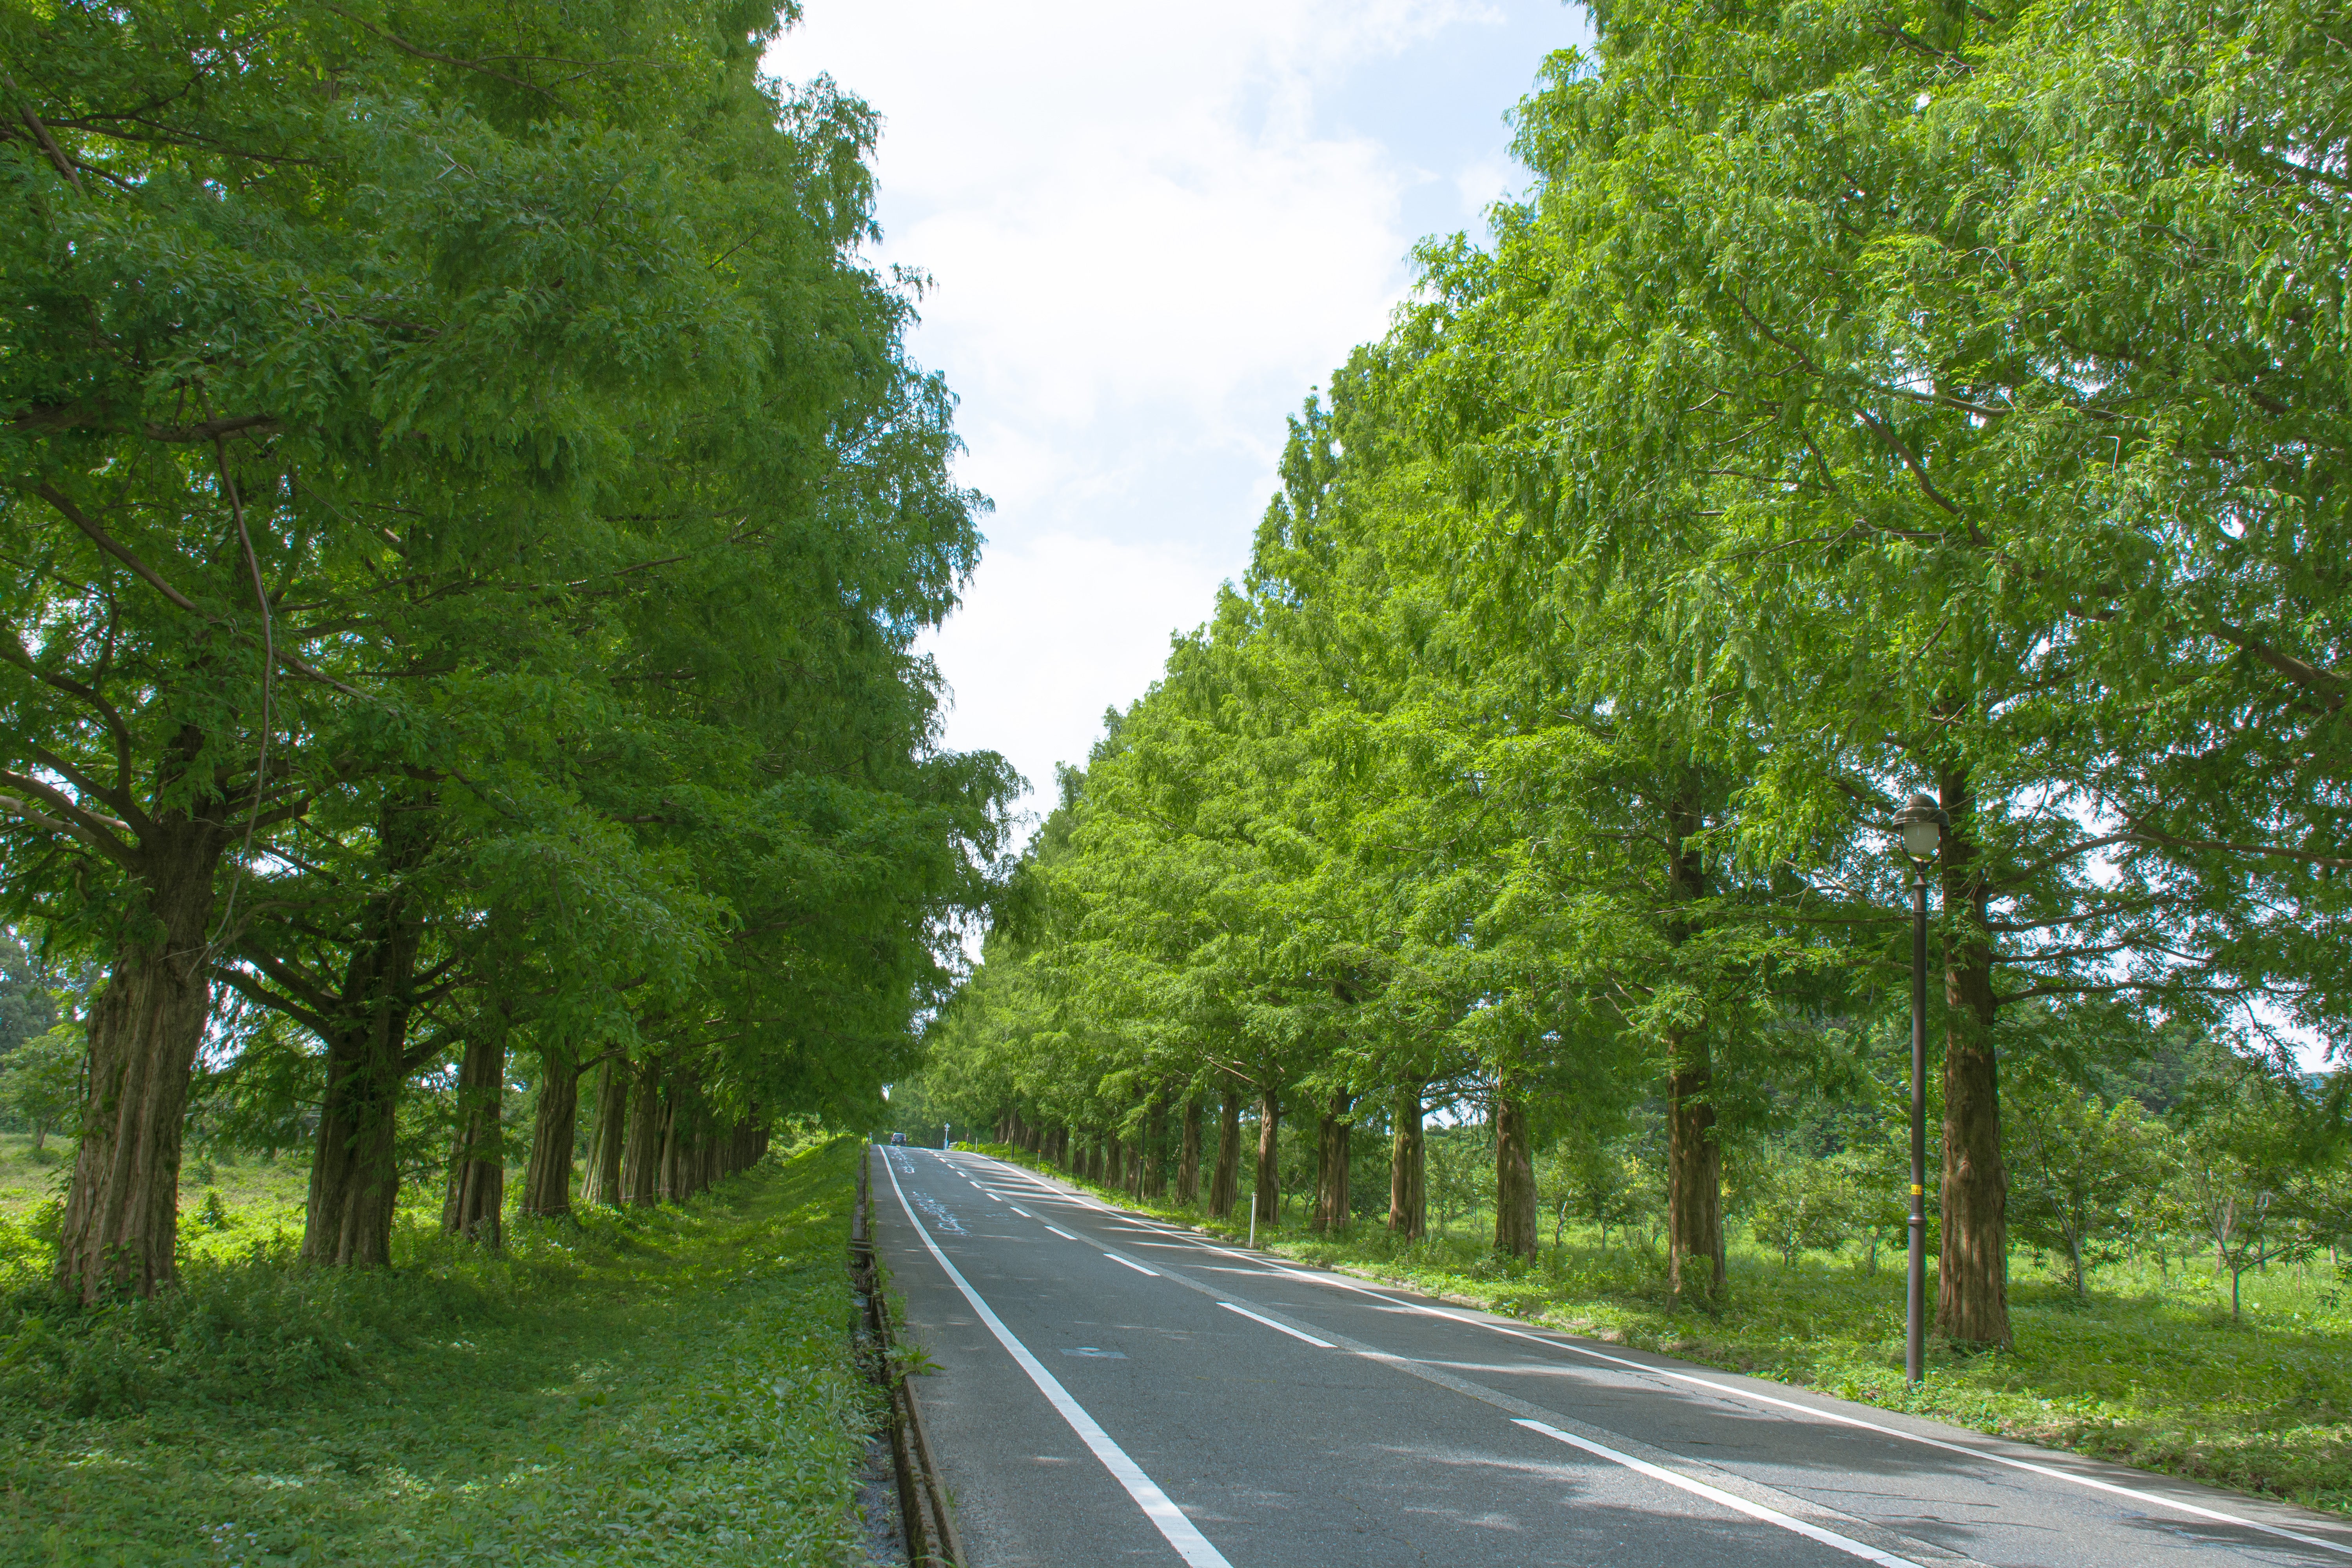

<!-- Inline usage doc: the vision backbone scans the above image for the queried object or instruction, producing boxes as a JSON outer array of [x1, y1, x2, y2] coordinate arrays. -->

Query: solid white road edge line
[[955, 1152, 2352, 1562], [1515, 1420, 1926, 1568], [1184, 1226, 2352, 1562], [1218, 1302, 1335, 1348], [880, 1152, 1233, 1568], [1105, 1252, 1160, 1276]]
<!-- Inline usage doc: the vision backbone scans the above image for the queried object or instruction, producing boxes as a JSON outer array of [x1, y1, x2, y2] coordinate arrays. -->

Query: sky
[[767, 0, 1594, 828]]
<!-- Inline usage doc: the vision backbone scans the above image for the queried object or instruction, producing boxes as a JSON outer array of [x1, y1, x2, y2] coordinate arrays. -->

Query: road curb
[[852, 1145, 968, 1568]]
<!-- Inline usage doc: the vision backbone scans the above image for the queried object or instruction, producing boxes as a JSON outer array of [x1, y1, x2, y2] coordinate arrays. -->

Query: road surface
[[870, 1144, 2352, 1568]]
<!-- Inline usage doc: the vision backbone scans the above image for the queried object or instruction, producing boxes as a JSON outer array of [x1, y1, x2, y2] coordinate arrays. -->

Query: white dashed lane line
[[1218, 1302, 1334, 1348]]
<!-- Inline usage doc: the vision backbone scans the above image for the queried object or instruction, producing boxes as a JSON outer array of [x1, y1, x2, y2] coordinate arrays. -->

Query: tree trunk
[[1104, 1131, 1122, 1192], [696, 1112, 721, 1194], [301, 809, 432, 1269], [579, 1054, 628, 1207], [665, 1071, 715, 1202], [1311, 1087, 1354, 1232], [1494, 1090, 1538, 1258], [1143, 1095, 1169, 1198], [1177, 1097, 1203, 1203], [1662, 787, 1726, 1307], [1253, 1088, 1281, 1225], [659, 1069, 696, 1201], [442, 1018, 508, 1245], [1388, 1084, 1425, 1241], [57, 814, 229, 1301], [620, 1056, 664, 1205], [1208, 1085, 1241, 1218], [1936, 768, 2012, 1347], [1666, 1030, 1726, 1307], [520, 1051, 582, 1218]]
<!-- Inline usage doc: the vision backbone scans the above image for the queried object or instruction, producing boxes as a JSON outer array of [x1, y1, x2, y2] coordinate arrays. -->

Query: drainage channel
[[849, 1144, 967, 1568]]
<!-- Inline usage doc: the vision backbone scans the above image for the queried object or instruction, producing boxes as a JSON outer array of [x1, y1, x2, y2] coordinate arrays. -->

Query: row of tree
[[0, 0, 1013, 1299], [906, 0, 2351, 1350]]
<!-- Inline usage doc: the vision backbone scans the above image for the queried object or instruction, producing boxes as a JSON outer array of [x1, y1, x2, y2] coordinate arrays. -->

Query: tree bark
[[1208, 1085, 1241, 1218], [1494, 1090, 1538, 1258], [1388, 1083, 1426, 1241], [1176, 1096, 1203, 1203], [1936, 768, 2012, 1347], [1310, 1087, 1354, 1232], [579, 1054, 628, 1207], [659, 1068, 699, 1201], [442, 1017, 507, 1245], [1662, 785, 1726, 1307], [1253, 1088, 1281, 1225], [300, 802, 432, 1269], [1143, 1095, 1169, 1198], [57, 811, 230, 1301], [620, 1056, 663, 1205], [520, 1050, 582, 1218], [1666, 1030, 1726, 1307]]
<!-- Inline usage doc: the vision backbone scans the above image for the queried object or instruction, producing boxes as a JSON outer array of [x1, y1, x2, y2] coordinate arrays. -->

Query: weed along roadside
[[0, 1138, 888, 1566], [951, 1139, 2352, 1522]]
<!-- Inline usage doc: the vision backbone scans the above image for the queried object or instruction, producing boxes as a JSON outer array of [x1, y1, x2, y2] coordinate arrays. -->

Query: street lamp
[[1894, 791, 1947, 1386]]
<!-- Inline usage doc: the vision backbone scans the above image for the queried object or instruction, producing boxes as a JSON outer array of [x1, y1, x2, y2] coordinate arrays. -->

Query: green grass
[[0, 1137, 882, 1566], [956, 1142, 2352, 1519], [0, 1134, 314, 1257]]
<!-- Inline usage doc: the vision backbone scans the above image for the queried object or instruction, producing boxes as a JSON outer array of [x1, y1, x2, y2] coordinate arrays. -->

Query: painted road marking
[[1060, 1184, 2352, 1563], [1105, 1252, 1160, 1276], [1515, 1420, 1924, 1568], [1218, 1302, 1334, 1348], [1047, 1225, 1079, 1241], [881, 1155, 1231, 1568]]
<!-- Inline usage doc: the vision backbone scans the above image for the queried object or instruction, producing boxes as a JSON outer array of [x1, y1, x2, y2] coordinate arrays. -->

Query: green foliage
[[0, 1023, 80, 1149], [1746, 1152, 1859, 1270], [907, 0, 2352, 1379], [1541, 1132, 1652, 1252], [0, 0, 1015, 1284], [2008, 1078, 2161, 1297]]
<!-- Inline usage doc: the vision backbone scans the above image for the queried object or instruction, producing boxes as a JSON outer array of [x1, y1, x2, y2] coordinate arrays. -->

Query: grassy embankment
[[0, 1134, 880, 1566], [955, 1140, 2352, 1518]]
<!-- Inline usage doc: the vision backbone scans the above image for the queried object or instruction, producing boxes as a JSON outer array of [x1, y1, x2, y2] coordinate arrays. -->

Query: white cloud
[[920, 532, 1229, 812], [769, 1, 1590, 822]]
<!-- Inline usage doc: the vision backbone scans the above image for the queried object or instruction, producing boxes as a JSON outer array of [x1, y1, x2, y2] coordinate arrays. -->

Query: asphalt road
[[871, 1144, 2352, 1568]]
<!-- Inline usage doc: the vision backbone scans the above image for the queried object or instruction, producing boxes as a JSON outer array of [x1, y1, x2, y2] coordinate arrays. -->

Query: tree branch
[[0, 769, 133, 865]]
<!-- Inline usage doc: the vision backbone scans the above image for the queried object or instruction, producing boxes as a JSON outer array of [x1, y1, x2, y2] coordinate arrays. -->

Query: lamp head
[[1895, 792, 1949, 865]]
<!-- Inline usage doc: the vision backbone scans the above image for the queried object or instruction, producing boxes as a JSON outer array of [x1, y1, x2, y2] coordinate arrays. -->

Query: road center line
[[1105, 1252, 1160, 1276], [880, 1153, 1232, 1568], [1218, 1302, 1335, 1348], [1515, 1420, 1925, 1568], [1010, 1206, 1033, 1217], [1047, 1225, 1079, 1240]]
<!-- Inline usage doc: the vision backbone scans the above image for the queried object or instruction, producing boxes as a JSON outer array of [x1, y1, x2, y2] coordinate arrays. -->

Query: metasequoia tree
[[1, 0, 1011, 1292]]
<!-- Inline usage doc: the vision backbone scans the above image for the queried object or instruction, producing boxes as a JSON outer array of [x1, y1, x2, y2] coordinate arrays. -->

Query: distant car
[[889, 1132, 906, 1145]]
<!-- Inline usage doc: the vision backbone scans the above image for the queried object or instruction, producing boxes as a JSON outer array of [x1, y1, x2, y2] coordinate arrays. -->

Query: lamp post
[[1894, 791, 1948, 1385]]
